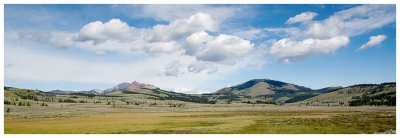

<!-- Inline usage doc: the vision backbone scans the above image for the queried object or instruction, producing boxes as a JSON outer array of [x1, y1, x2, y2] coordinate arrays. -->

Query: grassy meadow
[[5, 106, 396, 134], [4, 88, 396, 134]]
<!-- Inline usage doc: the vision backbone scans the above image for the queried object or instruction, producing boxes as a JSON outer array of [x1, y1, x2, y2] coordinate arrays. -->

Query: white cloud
[[74, 13, 219, 56], [286, 11, 318, 24], [266, 5, 395, 61], [76, 19, 136, 44], [270, 36, 350, 61], [305, 5, 395, 39], [16, 13, 223, 57], [358, 34, 387, 51], [12, 11, 263, 81], [185, 31, 255, 62], [147, 12, 218, 42]]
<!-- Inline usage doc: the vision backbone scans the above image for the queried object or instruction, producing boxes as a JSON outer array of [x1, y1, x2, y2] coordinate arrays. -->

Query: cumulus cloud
[[267, 5, 395, 61], [16, 13, 221, 56], [76, 19, 136, 44], [358, 34, 387, 51], [146, 12, 218, 42], [185, 31, 254, 62], [270, 36, 350, 61], [16, 5, 395, 66], [13, 11, 262, 79], [75, 12, 218, 53], [286, 11, 318, 24]]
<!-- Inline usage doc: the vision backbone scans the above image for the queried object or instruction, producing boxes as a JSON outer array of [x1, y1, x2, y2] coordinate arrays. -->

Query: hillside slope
[[215, 79, 313, 97], [296, 83, 395, 106]]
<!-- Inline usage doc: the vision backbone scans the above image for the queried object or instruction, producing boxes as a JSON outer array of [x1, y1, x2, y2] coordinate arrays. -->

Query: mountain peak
[[215, 78, 312, 97], [104, 81, 157, 93]]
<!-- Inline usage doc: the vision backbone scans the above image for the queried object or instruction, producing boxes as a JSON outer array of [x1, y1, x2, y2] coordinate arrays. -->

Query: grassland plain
[[4, 105, 396, 134], [4, 87, 396, 134]]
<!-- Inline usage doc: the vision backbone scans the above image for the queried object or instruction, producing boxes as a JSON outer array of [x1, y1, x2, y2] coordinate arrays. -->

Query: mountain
[[215, 79, 313, 97], [5, 79, 395, 106], [297, 82, 396, 106], [44, 81, 158, 94], [103, 81, 157, 93], [212, 79, 396, 105]]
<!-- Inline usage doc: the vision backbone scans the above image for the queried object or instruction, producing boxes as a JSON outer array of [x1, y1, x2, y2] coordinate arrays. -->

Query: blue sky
[[4, 4, 396, 93]]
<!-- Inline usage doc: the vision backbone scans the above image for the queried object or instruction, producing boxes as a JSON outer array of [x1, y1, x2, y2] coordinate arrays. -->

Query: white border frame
[[0, 0, 398, 138]]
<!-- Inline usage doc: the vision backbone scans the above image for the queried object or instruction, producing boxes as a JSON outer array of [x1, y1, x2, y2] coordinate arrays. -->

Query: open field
[[5, 105, 396, 134], [4, 87, 396, 134]]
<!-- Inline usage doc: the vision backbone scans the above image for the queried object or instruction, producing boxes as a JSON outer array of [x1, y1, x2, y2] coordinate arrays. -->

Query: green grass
[[234, 112, 396, 134], [4, 88, 396, 134], [5, 110, 395, 134]]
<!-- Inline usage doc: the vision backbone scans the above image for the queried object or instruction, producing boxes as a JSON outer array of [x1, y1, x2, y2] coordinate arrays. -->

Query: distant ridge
[[5, 79, 396, 106], [45, 81, 157, 94]]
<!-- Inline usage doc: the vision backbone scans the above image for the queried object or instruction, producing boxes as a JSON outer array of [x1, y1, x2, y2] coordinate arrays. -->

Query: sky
[[4, 4, 396, 93]]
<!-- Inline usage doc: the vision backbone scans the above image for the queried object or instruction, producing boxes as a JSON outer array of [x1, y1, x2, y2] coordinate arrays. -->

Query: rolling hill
[[296, 82, 396, 106], [210, 79, 396, 105], [214, 79, 313, 97]]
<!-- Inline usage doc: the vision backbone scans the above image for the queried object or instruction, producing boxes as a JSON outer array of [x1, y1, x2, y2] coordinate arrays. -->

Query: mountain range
[[12, 78, 396, 106]]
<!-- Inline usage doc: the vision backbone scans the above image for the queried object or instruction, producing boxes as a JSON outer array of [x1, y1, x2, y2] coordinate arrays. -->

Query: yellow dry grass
[[5, 110, 396, 134]]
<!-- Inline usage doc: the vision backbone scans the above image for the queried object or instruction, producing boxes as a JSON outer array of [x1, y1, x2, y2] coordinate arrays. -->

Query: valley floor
[[4, 104, 396, 134]]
